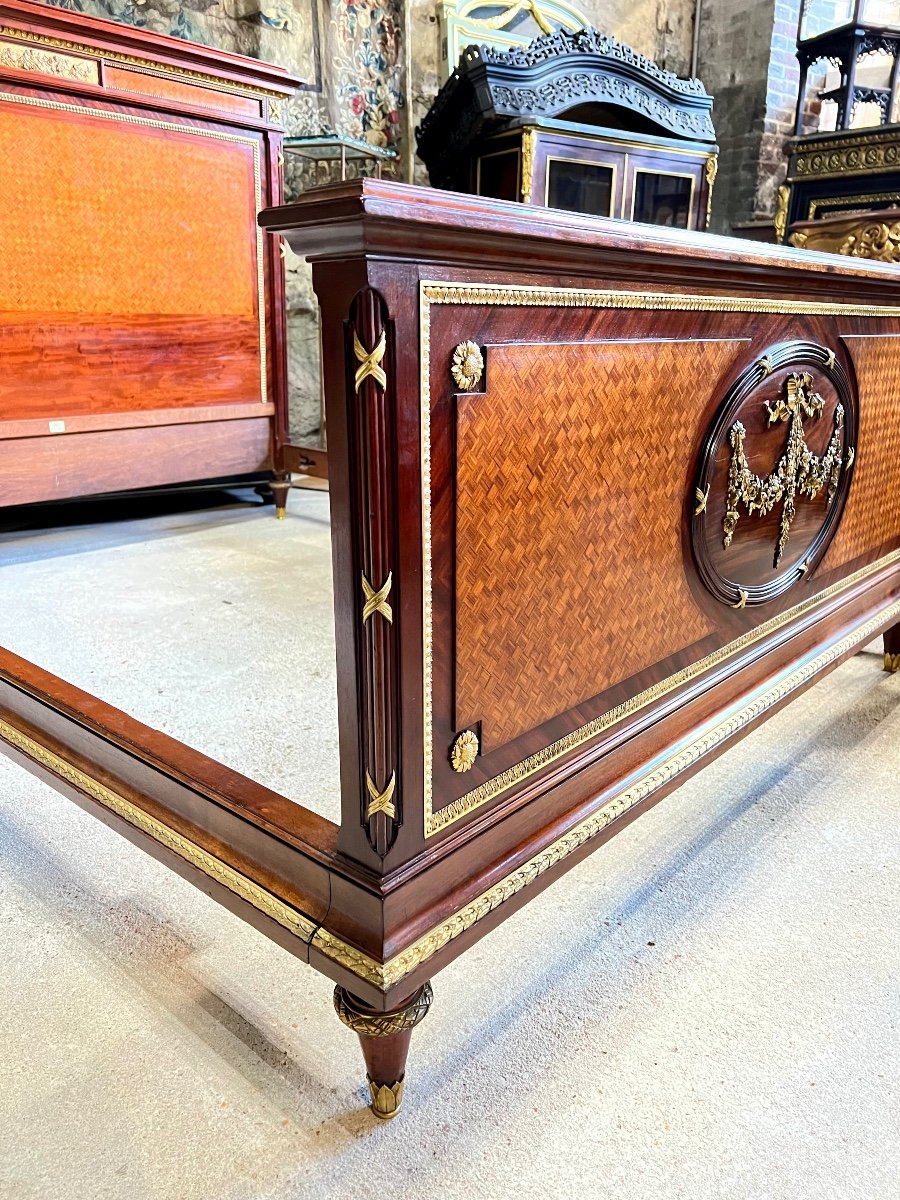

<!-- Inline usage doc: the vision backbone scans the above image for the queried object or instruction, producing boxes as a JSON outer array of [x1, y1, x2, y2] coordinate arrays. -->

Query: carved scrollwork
[[705, 154, 717, 228], [773, 185, 789, 244], [491, 76, 715, 140], [521, 127, 536, 204], [793, 130, 900, 178], [480, 28, 708, 97]]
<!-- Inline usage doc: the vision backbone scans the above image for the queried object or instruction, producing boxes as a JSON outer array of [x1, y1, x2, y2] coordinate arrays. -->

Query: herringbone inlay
[[454, 339, 744, 749], [823, 336, 900, 571]]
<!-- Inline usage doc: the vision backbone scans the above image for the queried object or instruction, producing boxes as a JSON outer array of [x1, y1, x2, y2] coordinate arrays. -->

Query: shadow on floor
[[0, 486, 273, 565]]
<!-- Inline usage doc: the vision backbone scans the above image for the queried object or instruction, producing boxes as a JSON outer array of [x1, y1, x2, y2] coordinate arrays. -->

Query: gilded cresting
[[422, 279, 900, 837]]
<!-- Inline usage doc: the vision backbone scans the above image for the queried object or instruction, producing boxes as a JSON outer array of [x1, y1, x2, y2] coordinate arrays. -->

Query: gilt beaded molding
[[419, 281, 900, 837], [4, 576, 900, 993]]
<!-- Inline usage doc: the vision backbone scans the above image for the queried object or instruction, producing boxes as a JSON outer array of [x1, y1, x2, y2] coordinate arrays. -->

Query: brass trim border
[[419, 280, 900, 838], [629, 166, 696, 229], [5, 589, 898, 993], [0, 90, 267, 407], [0, 24, 285, 100], [0, 717, 318, 944], [544, 153, 618, 214], [430, 547, 900, 833], [385, 593, 900, 986]]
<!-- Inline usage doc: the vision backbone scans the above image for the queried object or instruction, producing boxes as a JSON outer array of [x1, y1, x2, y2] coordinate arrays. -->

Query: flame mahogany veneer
[[5, 177, 900, 1119], [0, 0, 297, 506]]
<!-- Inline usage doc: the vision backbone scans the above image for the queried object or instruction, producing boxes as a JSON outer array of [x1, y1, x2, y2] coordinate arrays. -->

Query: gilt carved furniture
[[789, 205, 900, 259], [777, 125, 900, 240], [5, 179, 900, 1120], [416, 30, 718, 230], [0, 0, 297, 509]]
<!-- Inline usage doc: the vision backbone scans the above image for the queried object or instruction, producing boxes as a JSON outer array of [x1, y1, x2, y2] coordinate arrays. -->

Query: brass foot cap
[[884, 652, 900, 673], [275, 507, 287, 520], [368, 1076, 404, 1120]]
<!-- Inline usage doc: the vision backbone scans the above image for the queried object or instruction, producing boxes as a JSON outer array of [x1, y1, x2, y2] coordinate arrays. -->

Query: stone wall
[[697, 0, 805, 234]]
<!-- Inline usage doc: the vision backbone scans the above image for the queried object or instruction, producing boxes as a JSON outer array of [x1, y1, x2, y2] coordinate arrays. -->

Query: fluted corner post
[[883, 622, 900, 672], [343, 287, 401, 858], [334, 983, 433, 1119]]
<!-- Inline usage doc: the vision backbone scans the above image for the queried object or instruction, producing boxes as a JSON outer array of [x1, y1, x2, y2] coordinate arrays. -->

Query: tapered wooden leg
[[270, 474, 291, 521], [884, 623, 900, 673], [333, 982, 433, 1119]]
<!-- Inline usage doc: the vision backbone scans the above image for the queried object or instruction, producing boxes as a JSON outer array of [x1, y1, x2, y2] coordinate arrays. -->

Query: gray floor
[[0, 488, 341, 822], [0, 496, 898, 1199]]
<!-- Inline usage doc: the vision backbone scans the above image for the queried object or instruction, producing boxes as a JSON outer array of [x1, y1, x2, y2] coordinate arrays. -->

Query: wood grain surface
[[454, 338, 739, 750]]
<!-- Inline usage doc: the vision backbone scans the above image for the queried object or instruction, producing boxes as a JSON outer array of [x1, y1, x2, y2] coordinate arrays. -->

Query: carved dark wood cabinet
[[0, 0, 297, 508], [779, 0, 900, 240], [416, 29, 718, 230], [4, 180, 900, 1121], [779, 124, 900, 238]]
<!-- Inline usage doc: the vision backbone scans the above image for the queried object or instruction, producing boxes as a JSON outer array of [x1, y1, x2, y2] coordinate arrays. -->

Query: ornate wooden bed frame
[[4, 179, 900, 1120]]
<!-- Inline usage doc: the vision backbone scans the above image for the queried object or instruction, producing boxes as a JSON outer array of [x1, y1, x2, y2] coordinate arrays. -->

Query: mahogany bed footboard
[[4, 179, 900, 1121]]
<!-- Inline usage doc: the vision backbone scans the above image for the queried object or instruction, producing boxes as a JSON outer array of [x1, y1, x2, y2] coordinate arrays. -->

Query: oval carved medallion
[[692, 341, 858, 607]]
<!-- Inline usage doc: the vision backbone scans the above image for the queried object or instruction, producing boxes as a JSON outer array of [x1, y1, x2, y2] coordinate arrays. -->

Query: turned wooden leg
[[270, 474, 291, 521], [884, 624, 900, 673], [333, 982, 433, 1119]]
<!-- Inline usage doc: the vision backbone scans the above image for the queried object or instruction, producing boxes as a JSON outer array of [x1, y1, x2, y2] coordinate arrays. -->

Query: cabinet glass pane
[[633, 172, 692, 228], [798, 0, 855, 40], [547, 159, 614, 216], [478, 149, 520, 202]]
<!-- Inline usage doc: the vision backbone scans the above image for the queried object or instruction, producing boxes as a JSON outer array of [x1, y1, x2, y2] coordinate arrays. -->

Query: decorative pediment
[[417, 29, 715, 188]]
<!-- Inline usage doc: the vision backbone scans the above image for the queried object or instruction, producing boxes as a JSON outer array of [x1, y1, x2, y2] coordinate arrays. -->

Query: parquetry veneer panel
[[822, 335, 900, 572], [7, 177, 900, 1122], [454, 338, 738, 748]]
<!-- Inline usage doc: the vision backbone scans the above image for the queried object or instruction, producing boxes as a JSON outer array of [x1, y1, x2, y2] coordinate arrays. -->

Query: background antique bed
[[0, 0, 296, 511], [3, 179, 900, 1119]]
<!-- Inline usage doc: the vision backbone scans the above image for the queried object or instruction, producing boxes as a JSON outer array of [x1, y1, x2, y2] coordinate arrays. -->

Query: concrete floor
[[0, 488, 341, 822], [0, 493, 898, 1199]]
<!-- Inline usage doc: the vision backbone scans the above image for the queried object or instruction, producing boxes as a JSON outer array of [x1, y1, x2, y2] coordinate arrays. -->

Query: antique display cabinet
[[779, 0, 900, 238], [0, 0, 297, 508], [416, 29, 718, 230], [5, 179, 900, 1122]]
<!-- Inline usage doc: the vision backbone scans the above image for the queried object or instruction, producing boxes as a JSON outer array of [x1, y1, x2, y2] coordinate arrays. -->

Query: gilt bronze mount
[[723, 371, 846, 570], [692, 341, 857, 608]]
